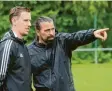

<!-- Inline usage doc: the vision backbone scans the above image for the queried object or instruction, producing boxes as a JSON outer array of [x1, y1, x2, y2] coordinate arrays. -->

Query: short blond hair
[[9, 6, 30, 24]]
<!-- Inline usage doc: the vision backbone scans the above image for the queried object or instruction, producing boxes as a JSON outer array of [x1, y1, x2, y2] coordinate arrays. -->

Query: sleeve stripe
[[0, 40, 13, 81], [1, 40, 11, 75], [3, 40, 13, 76]]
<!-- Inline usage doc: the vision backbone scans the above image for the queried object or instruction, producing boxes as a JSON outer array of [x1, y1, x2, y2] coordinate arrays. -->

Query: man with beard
[[28, 16, 109, 91]]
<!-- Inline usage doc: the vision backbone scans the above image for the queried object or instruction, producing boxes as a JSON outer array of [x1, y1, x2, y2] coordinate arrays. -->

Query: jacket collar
[[9, 30, 27, 44], [33, 38, 53, 48]]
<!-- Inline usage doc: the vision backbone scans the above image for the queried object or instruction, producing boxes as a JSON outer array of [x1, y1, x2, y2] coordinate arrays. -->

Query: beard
[[43, 36, 55, 44]]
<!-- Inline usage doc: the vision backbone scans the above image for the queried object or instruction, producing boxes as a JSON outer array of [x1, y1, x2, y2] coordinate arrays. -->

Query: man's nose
[[28, 21, 31, 27], [49, 30, 54, 35]]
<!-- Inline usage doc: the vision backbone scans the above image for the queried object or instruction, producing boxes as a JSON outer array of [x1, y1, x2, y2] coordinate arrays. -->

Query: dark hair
[[34, 16, 53, 31], [9, 6, 30, 24]]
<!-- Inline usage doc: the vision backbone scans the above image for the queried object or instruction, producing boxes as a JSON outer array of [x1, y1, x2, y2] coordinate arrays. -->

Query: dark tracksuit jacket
[[0, 30, 31, 91], [28, 29, 96, 91]]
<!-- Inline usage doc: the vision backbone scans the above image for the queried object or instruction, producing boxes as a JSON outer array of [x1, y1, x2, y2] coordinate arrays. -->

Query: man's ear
[[36, 30, 40, 37], [55, 29, 58, 33], [12, 17, 17, 25]]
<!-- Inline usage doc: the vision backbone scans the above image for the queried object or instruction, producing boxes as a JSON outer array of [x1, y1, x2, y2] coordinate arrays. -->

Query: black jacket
[[28, 29, 96, 91], [0, 30, 31, 91]]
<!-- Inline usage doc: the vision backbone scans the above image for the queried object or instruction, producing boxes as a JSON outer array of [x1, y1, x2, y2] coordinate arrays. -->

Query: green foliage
[[98, 51, 112, 63], [72, 51, 94, 64], [0, 1, 111, 43], [72, 51, 112, 64], [0, 1, 112, 61]]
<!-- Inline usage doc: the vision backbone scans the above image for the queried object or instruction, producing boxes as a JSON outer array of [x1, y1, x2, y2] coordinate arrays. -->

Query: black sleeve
[[57, 29, 97, 51], [27, 47, 38, 74], [0, 39, 13, 88]]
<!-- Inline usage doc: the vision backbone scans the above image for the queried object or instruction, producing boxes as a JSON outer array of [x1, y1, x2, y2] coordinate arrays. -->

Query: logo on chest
[[20, 53, 24, 57]]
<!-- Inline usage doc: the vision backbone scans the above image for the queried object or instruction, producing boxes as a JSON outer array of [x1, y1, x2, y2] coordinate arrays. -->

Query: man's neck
[[12, 27, 23, 39], [13, 31, 18, 37]]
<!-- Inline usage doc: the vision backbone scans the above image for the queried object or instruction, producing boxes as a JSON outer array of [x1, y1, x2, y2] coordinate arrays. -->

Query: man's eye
[[51, 28, 55, 31], [45, 29, 50, 32], [24, 20, 28, 21]]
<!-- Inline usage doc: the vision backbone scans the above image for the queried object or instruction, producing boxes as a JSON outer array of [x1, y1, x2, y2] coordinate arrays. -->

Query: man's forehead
[[40, 22, 54, 26], [19, 11, 31, 19]]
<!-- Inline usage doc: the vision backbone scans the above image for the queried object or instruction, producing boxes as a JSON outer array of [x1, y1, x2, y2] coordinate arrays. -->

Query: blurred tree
[[0, 1, 111, 47]]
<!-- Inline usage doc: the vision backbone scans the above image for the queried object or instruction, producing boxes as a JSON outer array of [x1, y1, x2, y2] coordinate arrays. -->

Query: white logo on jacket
[[20, 53, 24, 57]]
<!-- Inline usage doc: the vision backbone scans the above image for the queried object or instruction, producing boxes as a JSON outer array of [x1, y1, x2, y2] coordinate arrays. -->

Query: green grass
[[72, 63, 112, 91]]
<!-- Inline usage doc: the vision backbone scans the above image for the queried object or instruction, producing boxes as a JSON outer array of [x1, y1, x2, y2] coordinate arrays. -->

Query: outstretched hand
[[93, 28, 109, 41]]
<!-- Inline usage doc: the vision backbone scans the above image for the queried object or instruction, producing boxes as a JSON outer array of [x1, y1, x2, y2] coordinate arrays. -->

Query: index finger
[[101, 28, 109, 31]]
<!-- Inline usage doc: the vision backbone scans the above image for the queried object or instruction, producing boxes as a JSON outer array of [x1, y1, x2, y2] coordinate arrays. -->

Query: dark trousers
[[36, 87, 50, 91]]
